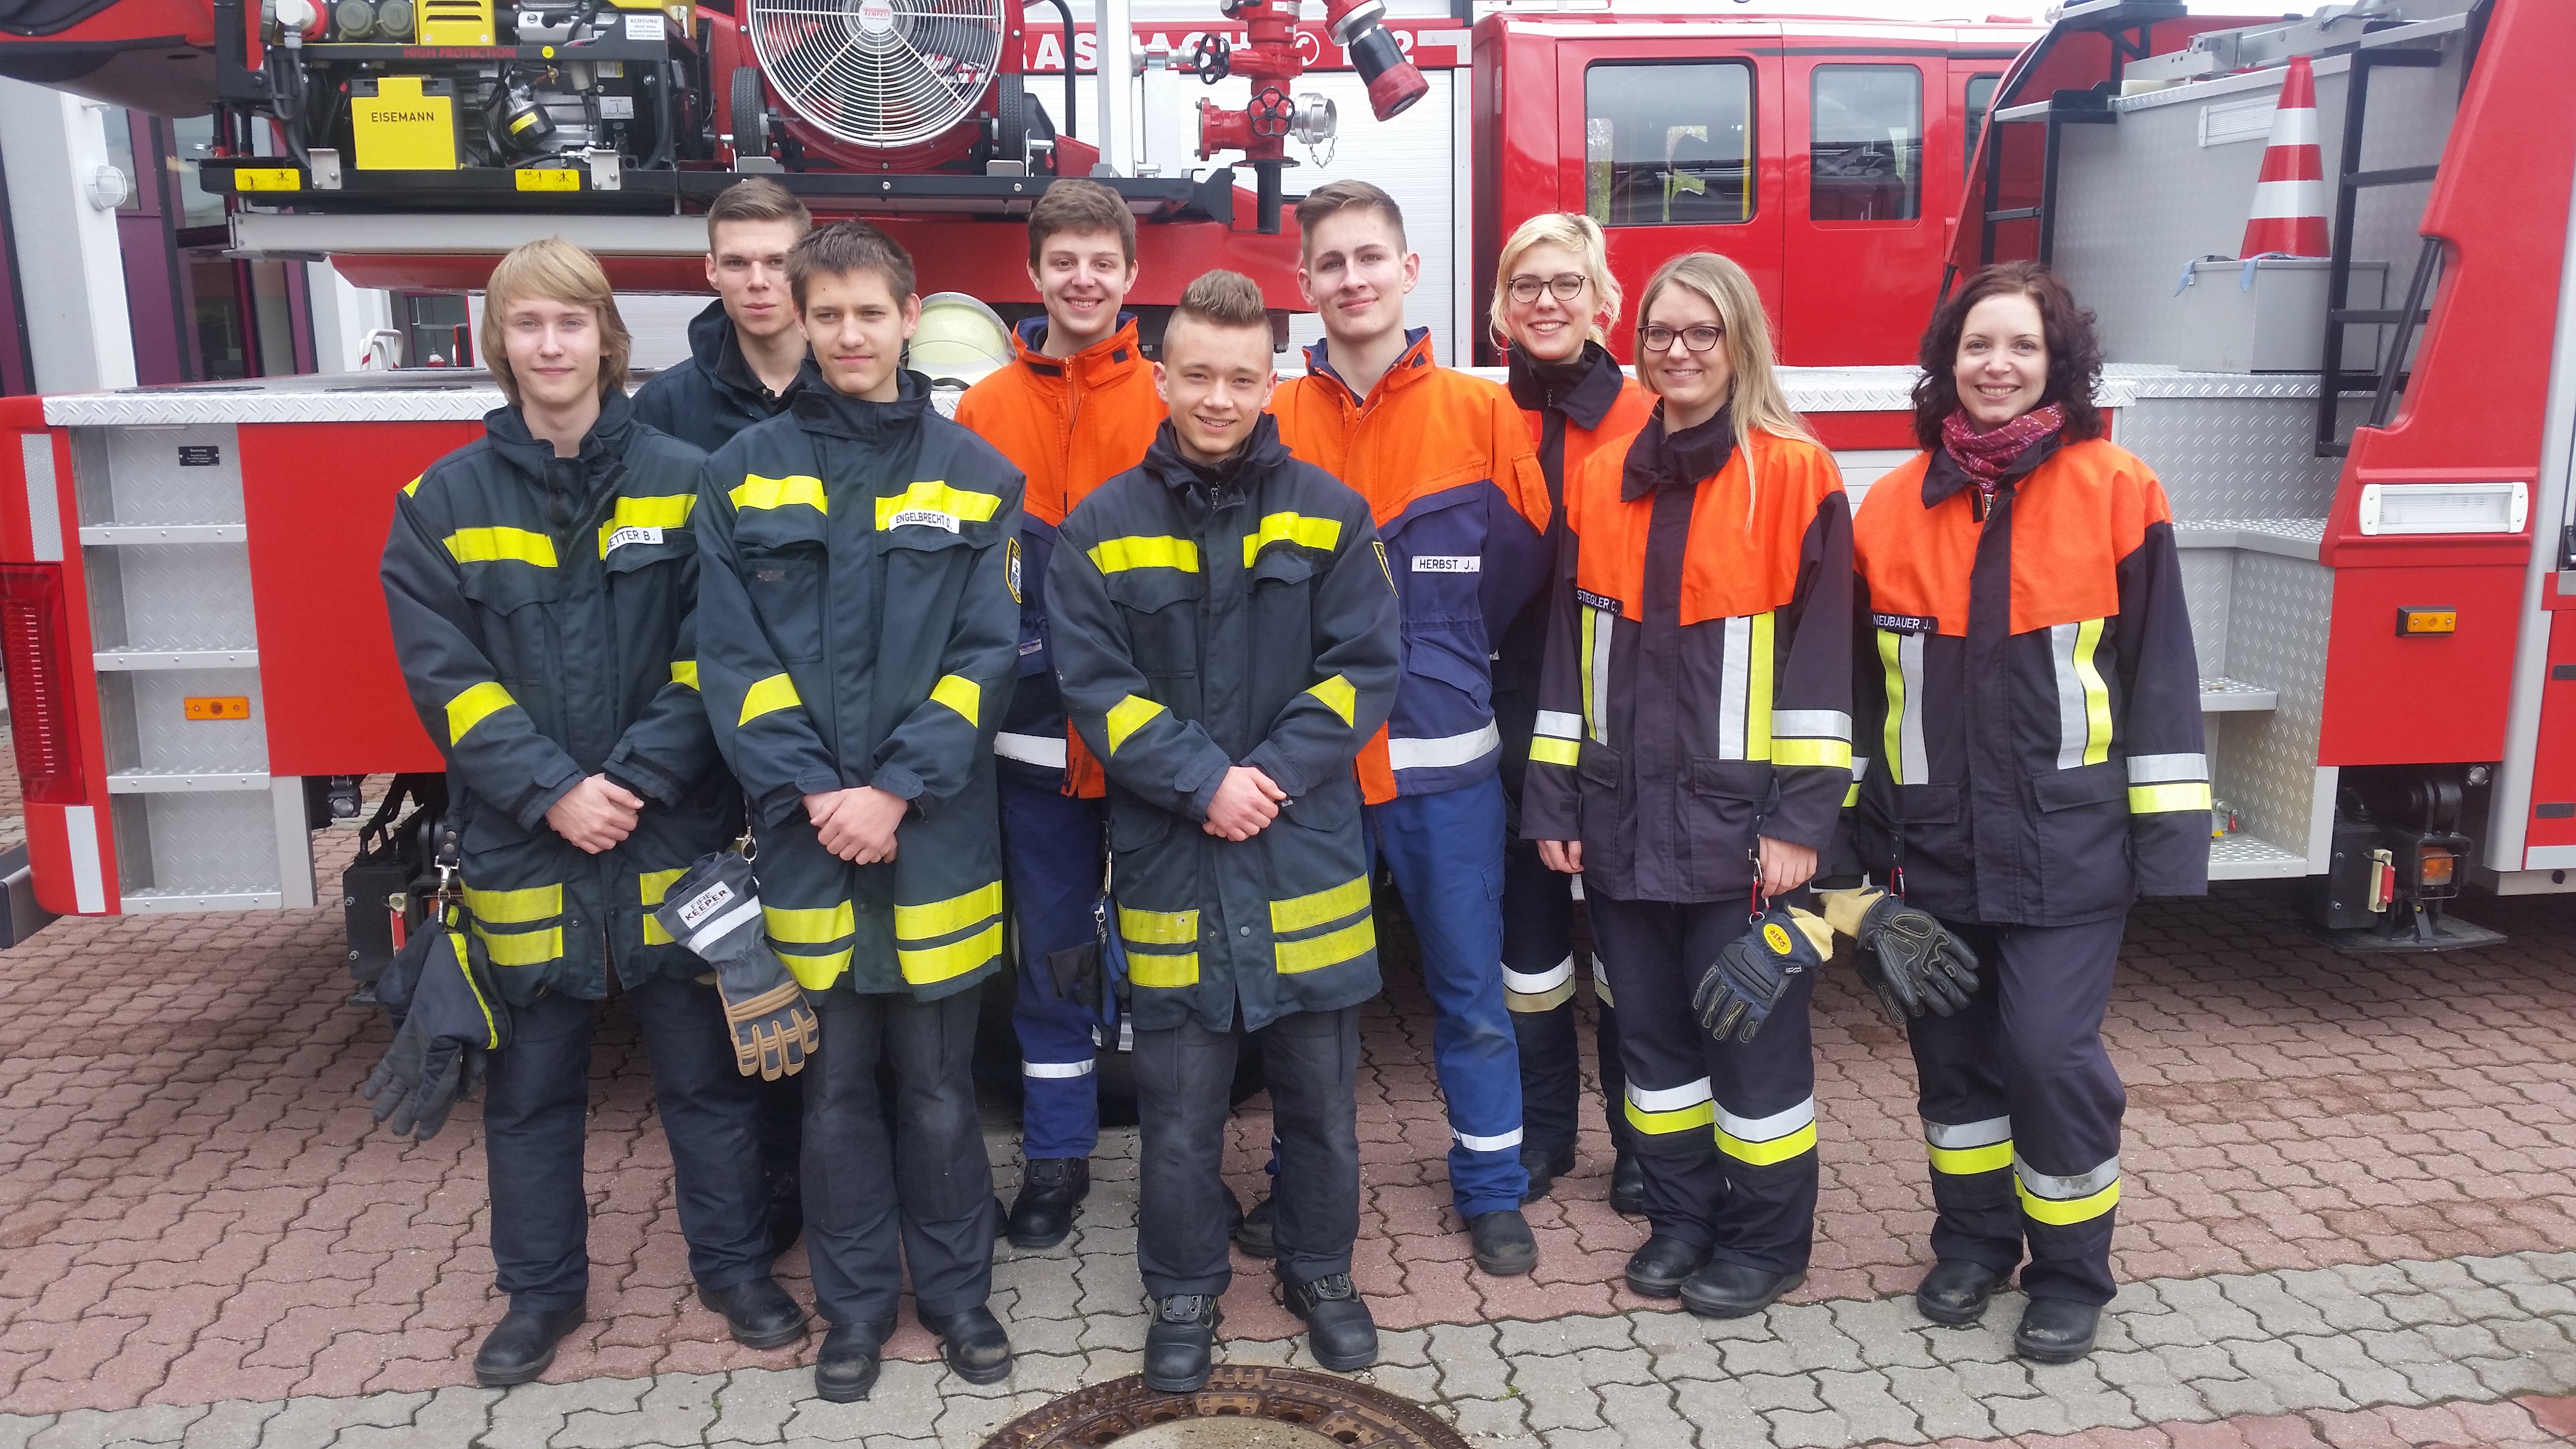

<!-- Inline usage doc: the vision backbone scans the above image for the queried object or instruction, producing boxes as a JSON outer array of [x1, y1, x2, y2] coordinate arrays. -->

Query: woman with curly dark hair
[[1829, 260, 2206, 1362]]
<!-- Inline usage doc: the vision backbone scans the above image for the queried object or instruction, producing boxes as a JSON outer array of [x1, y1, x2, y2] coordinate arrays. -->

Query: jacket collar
[[483, 386, 634, 477], [1302, 327, 1434, 407], [687, 298, 806, 411], [1506, 340, 1626, 431], [1921, 429, 2065, 509], [1140, 413, 1290, 499], [1620, 402, 1734, 502], [1010, 313, 1144, 386], [792, 368, 933, 441]]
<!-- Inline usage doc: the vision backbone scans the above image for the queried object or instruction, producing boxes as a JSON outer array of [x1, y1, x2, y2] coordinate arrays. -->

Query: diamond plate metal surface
[[107, 668, 269, 777], [2179, 548, 2234, 676], [2118, 396, 2344, 520], [48, 376, 506, 427], [2208, 831, 2307, 878], [2211, 552, 2333, 857], [113, 789, 285, 896], [89, 542, 257, 652], [80, 424, 245, 526]]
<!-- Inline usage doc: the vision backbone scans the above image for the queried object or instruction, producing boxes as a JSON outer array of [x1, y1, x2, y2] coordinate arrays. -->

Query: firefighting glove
[[1817, 888, 1980, 1028], [1692, 906, 1834, 1044], [654, 850, 818, 1081], [361, 923, 510, 1140]]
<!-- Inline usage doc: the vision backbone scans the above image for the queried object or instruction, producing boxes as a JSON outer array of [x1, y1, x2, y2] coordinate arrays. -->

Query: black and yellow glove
[[655, 850, 819, 1081], [1818, 888, 1980, 1030], [1691, 907, 1833, 1044], [361, 921, 510, 1140]]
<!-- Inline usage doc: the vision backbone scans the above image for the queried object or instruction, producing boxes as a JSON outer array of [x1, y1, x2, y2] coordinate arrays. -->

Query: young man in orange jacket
[[1268, 181, 1553, 1275], [952, 179, 1166, 1250]]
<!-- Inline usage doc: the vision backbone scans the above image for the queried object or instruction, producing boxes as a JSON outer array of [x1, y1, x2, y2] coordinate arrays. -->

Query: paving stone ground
[[2, 758, 2575, 1446]]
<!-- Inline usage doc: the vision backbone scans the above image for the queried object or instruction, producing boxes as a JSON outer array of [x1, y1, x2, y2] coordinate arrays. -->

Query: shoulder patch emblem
[[1372, 540, 1397, 595], [1006, 537, 1024, 604]]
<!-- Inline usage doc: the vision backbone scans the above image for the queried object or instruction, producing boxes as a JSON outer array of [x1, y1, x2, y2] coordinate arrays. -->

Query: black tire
[[729, 64, 768, 163], [993, 71, 1028, 170]]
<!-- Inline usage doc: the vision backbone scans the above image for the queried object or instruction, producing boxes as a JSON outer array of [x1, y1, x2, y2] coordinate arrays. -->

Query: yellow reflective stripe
[[1745, 611, 1774, 760], [1579, 603, 1613, 743], [901, 920, 1002, 985], [873, 479, 1001, 530], [474, 923, 564, 967], [443, 526, 558, 567], [1271, 875, 1370, 934], [1719, 1121, 1818, 1166], [463, 882, 561, 925], [739, 673, 803, 725], [2129, 781, 2214, 814], [2075, 617, 2111, 767], [1089, 535, 1200, 574], [1307, 674, 1357, 727], [1119, 905, 1200, 946], [896, 881, 1002, 941], [1127, 951, 1200, 989], [640, 868, 686, 945], [928, 674, 981, 727], [1879, 628, 1906, 773], [1771, 737, 1854, 770], [1930, 1142, 2016, 1175], [1626, 1098, 1717, 1136], [766, 901, 856, 945], [2017, 1175, 2120, 1225], [1105, 695, 1166, 754], [732, 473, 828, 513], [445, 680, 518, 744], [1530, 735, 1580, 768], [1843, 783, 1862, 806], [670, 660, 700, 690], [1276, 917, 1374, 973], [1242, 511, 1343, 566], [596, 493, 695, 556], [779, 949, 852, 992], [402, 475, 422, 497]]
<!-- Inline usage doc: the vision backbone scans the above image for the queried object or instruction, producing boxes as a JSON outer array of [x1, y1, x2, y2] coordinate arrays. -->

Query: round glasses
[[1641, 324, 1724, 354], [1507, 273, 1589, 304]]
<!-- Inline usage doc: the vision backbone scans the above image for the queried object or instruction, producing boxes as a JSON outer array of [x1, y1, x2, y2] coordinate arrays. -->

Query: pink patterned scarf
[[1941, 402, 2065, 494]]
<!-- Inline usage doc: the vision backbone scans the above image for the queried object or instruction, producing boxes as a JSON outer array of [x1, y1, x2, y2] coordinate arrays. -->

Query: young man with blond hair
[[952, 178, 1165, 1249], [1048, 268, 1400, 1391], [378, 238, 805, 1387], [634, 177, 815, 452], [1267, 179, 1553, 1277]]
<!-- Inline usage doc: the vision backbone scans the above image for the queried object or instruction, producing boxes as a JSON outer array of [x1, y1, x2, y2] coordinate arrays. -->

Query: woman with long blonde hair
[[1489, 212, 1656, 1215], [1521, 251, 1852, 1321]]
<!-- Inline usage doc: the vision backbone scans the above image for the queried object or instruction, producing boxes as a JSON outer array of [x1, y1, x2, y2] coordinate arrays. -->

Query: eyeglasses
[[1507, 273, 1589, 304], [1641, 324, 1724, 354]]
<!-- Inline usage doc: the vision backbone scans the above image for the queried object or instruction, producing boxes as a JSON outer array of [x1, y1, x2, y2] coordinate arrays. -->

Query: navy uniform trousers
[[999, 774, 1109, 1161], [1501, 835, 1629, 1162], [1587, 897, 1819, 1275], [1909, 914, 2128, 1306], [483, 978, 772, 1312]]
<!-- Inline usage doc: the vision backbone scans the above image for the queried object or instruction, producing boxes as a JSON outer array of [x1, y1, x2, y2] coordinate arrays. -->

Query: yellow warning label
[[1762, 922, 1792, 955], [515, 168, 580, 192], [232, 168, 301, 192], [184, 696, 253, 722], [351, 76, 457, 171]]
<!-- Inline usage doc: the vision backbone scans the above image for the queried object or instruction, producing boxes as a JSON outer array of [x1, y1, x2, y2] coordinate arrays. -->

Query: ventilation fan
[[743, 0, 1016, 163]]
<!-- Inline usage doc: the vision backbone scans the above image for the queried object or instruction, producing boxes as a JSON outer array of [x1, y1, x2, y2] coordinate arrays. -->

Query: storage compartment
[[2174, 257, 2386, 373]]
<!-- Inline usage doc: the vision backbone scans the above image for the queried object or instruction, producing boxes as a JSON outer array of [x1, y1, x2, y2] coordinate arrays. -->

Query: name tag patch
[[888, 509, 960, 533], [1873, 612, 1938, 635], [603, 525, 663, 553], [1413, 555, 1481, 574], [1576, 588, 1623, 613], [676, 880, 736, 929]]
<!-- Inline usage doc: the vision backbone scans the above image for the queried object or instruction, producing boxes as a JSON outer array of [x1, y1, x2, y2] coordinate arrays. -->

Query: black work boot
[[1467, 1208, 1538, 1276], [1916, 1259, 2008, 1326], [696, 1276, 810, 1349], [814, 1318, 895, 1402], [1518, 1143, 1578, 1203], [1609, 1150, 1646, 1218], [473, 1306, 585, 1387], [1005, 1157, 1091, 1250], [1679, 1259, 1805, 1319], [1279, 1271, 1378, 1371], [1623, 1235, 1710, 1299], [919, 1303, 1014, 1384], [1142, 1293, 1224, 1393], [1233, 1193, 1277, 1259], [2015, 1297, 2102, 1363]]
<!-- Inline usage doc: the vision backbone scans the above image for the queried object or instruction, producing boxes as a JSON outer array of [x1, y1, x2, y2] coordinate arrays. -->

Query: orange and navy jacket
[[1520, 408, 1853, 902], [1846, 435, 2209, 926], [1495, 340, 1656, 801], [951, 315, 1163, 798], [1270, 329, 1553, 803]]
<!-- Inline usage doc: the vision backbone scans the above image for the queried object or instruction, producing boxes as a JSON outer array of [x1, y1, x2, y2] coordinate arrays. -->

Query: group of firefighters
[[361, 170, 2209, 1403]]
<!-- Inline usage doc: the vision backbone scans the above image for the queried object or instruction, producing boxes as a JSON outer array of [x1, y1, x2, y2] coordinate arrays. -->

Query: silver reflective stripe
[[2127, 752, 2207, 783], [1772, 709, 1852, 741], [1388, 721, 1501, 772], [1850, 756, 1872, 783], [2016, 1153, 2121, 1200], [1504, 956, 1575, 995], [2050, 622, 2088, 770], [1719, 615, 1753, 758], [1586, 606, 1615, 743], [1533, 709, 1584, 740], [1023, 1059, 1097, 1079], [1924, 1115, 2013, 1149], [1628, 1077, 1713, 1112], [1455, 1126, 1524, 1152], [1719, 1096, 1816, 1142], [995, 731, 1068, 767], [687, 898, 765, 956], [1895, 632, 1929, 785]]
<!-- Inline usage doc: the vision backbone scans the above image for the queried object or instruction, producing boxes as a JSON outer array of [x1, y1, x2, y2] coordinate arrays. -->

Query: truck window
[[1964, 74, 2000, 179], [1810, 64, 1922, 222], [1583, 61, 1755, 227]]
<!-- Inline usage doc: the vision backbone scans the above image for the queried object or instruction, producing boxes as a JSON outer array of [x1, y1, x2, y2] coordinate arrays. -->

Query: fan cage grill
[[746, 0, 1006, 150]]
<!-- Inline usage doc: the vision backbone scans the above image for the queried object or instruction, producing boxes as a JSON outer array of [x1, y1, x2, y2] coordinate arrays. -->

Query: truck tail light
[[0, 564, 87, 806], [2417, 846, 2456, 889]]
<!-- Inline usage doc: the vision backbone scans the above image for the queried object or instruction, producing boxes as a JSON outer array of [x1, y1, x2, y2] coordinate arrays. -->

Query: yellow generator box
[[351, 76, 460, 170], [417, 0, 494, 45]]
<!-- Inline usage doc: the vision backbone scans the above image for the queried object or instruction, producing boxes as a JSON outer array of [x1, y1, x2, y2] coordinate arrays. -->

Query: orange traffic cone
[[2240, 55, 2328, 257]]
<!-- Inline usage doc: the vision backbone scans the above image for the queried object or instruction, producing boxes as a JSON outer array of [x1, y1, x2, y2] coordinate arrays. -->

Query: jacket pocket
[[740, 543, 826, 664], [1109, 566, 1204, 681], [456, 562, 564, 734], [2030, 761, 2131, 917], [1685, 756, 1773, 886], [1404, 624, 1494, 716], [1279, 773, 1360, 833], [1893, 782, 1963, 826], [1109, 790, 1175, 850], [600, 522, 696, 576]]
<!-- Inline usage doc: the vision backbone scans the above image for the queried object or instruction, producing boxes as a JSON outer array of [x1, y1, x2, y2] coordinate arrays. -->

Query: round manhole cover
[[981, 1366, 1469, 1449]]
